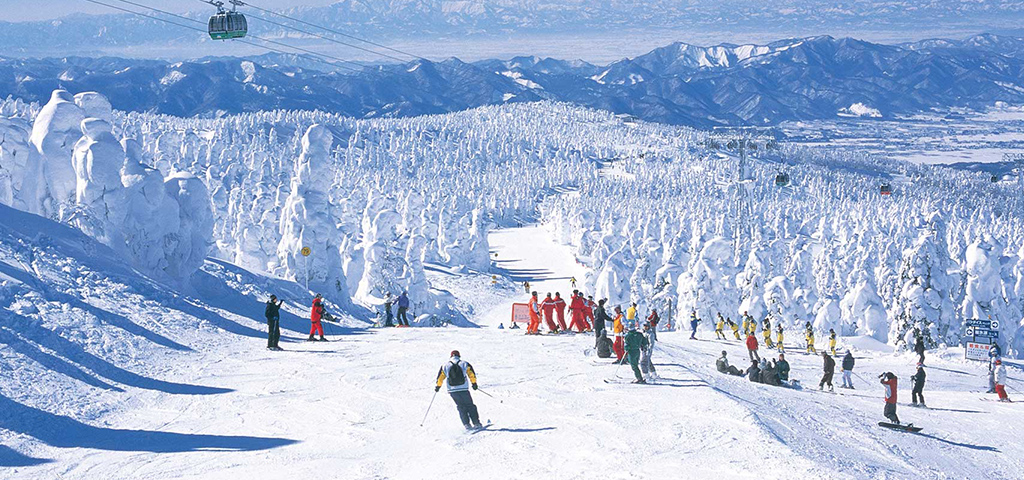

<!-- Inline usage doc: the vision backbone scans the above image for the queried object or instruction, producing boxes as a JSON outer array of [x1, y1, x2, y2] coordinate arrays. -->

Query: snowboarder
[[383, 293, 395, 327], [819, 351, 835, 392], [911, 363, 926, 407], [593, 299, 611, 346], [541, 293, 559, 333], [747, 359, 762, 383], [434, 350, 483, 430], [596, 329, 613, 359], [776, 324, 785, 353], [569, 291, 587, 333], [646, 309, 660, 346], [715, 314, 726, 340], [716, 351, 744, 376], [265, 294, 283, 350], [880, 372, 900, 424], [746, 333, 760, 362], [994, 359, 1011, 402], [913, 335, 926, 365], [828, 329, 837, 356], [776, 353, 790, 384], [308, 294, 327, 341], [612, 306, 626, 363], [396, 291, 411, 326], [553, 292, 568, 332], [762, 317, 774, 348], [689, 311, 700, 340], [805, 322, 817, 354], [624, 323, 649, 383], [640, 322, 657, 380], [527, 291, 542, 335], [841, 350, 855, 389], [729, 319, 741, 340]]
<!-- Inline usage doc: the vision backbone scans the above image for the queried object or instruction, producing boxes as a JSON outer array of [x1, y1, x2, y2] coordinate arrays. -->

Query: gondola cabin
[[880, 183, 892, 196], [775, 173, 790, 187], [209, 9, 247, 40], [991, 174, 1001, 183]]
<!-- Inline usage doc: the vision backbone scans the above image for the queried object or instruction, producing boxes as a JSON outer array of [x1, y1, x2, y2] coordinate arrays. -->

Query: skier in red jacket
[[568, 291, 587, 333], [745, 333, 760, 362], [527, 292, 541, 335], [553, 292, 568, 331], [583, 296, 595, 331], [309, 294, 326, 341], [541, 293, 559, 333], [880, 372, 900, 424]]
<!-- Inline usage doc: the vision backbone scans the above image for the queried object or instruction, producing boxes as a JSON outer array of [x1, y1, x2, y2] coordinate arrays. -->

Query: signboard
[[971, 328, 999, 339], [511, 303, 531, 324], [300, 246, 311, 257], [966, 342, 993, 361], [966, 319, 995, 328]]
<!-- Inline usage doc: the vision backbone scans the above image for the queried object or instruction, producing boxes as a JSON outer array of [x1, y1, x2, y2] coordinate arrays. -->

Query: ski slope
[[2, 211, 1023, 480]]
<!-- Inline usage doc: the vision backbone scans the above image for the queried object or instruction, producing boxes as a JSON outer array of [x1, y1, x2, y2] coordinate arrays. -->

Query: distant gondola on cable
[[207, 0, 247, 40], [774, 172, 790, 187], [880, 183, 893, 196]]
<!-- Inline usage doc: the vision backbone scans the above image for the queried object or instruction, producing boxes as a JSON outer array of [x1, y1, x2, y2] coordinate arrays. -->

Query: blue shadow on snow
[[0, 394, 297, 454], [0, 445, 52, 467]]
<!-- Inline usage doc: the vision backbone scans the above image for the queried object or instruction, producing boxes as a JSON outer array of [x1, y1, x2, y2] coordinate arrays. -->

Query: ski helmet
[[450, 350, 460, 358]]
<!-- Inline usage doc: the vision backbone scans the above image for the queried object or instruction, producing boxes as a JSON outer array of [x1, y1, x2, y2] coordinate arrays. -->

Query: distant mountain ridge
[[3, 34, 1024, 126]]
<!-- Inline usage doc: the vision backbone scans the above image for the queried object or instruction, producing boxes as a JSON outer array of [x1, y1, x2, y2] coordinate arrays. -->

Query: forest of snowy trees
[[1, 90, 1022, 353]]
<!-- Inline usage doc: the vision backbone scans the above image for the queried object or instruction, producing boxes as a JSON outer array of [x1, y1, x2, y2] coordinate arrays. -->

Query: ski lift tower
[[725, 135, 760, 251]]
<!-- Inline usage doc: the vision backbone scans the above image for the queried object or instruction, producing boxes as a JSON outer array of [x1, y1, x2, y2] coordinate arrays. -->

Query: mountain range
[[3, 34, 1024, 126]]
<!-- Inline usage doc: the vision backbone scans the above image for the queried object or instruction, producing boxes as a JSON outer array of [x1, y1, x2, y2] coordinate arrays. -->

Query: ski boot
[[319, 336, 327, 341], [307, 335, 316, 342]]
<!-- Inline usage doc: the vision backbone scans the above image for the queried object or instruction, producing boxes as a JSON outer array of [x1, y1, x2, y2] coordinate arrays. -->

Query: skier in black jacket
[[841, 350, 855, 389], [911, 363, 926, 407], [593, 299, 611, 347], [819, 351, 835, 391], [265, 295, 283, 350]]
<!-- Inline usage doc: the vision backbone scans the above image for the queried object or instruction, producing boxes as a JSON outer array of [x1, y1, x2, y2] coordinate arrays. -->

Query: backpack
[[447, 361, 467, 387]]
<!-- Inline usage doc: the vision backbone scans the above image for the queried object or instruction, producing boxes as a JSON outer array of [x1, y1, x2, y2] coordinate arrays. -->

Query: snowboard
[[878, 422, 923, 433]]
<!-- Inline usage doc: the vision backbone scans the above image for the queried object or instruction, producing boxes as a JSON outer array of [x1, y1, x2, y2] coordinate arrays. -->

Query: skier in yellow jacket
[[777, 324, 785, 353], [762, 317, 774, 348], [434, 350, 482, 430], [829, 329, 838, 356], [729, 319, 741, 340], [715, 314, 726, 340], [805, 321, 817, 354]]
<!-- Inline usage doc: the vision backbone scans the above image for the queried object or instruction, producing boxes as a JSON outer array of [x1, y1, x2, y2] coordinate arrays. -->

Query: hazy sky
[[1, 0, 337, 22]]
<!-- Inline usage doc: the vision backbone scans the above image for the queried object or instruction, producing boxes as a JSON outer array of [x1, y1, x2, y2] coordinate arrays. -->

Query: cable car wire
[[243, 10, 406, 63], [83, 0, 361, 72], [236, 0, 427, 61]]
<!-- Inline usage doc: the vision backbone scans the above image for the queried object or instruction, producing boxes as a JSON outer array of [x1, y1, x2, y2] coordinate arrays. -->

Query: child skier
[[776, 324, 785, 353], [640, 322, 657, 381], [995, 359, 1011, 402], [690, 311, 700, 340], [624, 323, 649, 384], [741, 317, 750, 338], [729, 319, 741, 340], [829, 328, 837, 356], [715, 314, 726, 340], [880, 372, 900, 424], [434, 350, 483, 430], [762, 317, 774, 348]]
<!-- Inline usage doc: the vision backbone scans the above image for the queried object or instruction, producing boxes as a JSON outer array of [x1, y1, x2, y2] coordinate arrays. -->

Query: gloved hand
[[472, 383, 478, 390], [435, 386, 441, 392]]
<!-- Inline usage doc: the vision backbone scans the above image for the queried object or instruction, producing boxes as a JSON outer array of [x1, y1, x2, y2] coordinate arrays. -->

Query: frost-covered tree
[[889, 214, 957, 350]]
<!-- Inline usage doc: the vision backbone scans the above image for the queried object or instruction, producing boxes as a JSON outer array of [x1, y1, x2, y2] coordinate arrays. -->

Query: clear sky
[[1, 0, 337, 22]]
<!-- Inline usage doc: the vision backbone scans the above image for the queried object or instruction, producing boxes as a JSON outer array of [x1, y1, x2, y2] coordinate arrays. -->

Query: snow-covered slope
[[3, 215, 1023, 479]]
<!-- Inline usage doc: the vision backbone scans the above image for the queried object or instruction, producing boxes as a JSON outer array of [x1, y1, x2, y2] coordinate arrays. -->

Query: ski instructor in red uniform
[[568, 290, 587, 333], [309, 294, 327, 342]]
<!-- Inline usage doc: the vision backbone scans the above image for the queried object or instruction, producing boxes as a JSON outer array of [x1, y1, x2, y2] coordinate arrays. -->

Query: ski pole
[[476, 388, 503, 403], [420, 390, 438, 427]]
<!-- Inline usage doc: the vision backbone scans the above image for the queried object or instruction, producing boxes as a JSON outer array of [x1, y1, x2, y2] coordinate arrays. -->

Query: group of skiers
[[705, 311, 839, 357], [523, 290, 598, 335], [381, 291, 412, 327]]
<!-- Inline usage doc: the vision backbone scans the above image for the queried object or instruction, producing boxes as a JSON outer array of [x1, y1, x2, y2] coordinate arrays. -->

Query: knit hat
[[450, 350, 460, 358]]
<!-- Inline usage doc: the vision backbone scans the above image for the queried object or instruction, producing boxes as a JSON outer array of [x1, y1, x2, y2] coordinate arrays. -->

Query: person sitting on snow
[[747, 359, 762, 383], [596, 329, 613, 359], [716, 351, 744, 376], [776, 353, 791, 384]]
